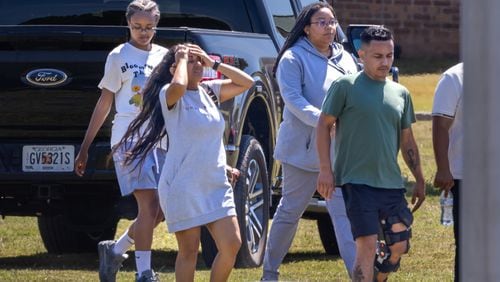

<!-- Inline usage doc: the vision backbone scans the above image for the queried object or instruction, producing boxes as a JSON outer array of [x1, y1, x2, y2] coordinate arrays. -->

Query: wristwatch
[[212, 61, 221, 71]]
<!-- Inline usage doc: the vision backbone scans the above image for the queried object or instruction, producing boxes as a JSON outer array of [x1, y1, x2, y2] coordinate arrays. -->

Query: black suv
[[0, 0, 387, 268]]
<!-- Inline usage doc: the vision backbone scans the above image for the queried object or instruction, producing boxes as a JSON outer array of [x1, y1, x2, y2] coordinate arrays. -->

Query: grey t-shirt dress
[[158, 80, 236, 233]]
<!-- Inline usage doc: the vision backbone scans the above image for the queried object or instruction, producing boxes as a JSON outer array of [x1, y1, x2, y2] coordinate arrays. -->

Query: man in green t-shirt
[[316, 26, 426, 281]]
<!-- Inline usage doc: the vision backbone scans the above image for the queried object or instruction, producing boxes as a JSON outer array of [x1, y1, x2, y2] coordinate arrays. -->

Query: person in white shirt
[[74, 1, 167, 281], [432, 62, 463, 282]]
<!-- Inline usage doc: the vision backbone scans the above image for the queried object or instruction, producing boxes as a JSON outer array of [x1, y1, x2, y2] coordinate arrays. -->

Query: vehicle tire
[[38, 214, 118, 254], [317, 215, 340, 256], [200, 226, 217, 268], [201, 135, 270, 268]]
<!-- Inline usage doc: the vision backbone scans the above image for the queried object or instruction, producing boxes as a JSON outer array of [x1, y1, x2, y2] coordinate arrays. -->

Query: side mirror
[[336, 25, 347, 45], [390, 66, 399, 83], [345, 24, 374, 58]]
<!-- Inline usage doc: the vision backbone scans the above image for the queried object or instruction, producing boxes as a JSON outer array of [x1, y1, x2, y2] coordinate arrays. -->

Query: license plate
[[22, 145, 75, 172]]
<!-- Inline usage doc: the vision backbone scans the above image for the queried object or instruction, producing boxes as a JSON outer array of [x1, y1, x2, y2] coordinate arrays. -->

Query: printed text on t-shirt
[[120, 62, 154, 77]]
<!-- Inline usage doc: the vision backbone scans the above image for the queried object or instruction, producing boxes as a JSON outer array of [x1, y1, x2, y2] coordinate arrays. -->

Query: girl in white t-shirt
[[118, 43, 253, 281], [74, 1, 167, 281]]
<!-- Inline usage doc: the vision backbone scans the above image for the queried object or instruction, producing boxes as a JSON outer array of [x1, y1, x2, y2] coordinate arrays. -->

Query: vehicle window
[[299, 0, 323, 9], [0, 0, 251, 31], [1, 0, 128, 25], [262, 0, 295, 45], [157, 1, 251, 31]]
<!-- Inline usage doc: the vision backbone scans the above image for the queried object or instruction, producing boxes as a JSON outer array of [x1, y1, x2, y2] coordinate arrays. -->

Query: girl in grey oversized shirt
[[117, 43, 253, 281]]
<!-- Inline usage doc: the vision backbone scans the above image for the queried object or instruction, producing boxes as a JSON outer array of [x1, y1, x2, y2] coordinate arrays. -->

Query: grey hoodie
[[274, 37, 358, 171]]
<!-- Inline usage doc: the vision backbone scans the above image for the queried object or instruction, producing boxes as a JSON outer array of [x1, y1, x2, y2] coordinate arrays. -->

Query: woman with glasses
[[261, 2, 358, 280], [74, 0, 167, 281]]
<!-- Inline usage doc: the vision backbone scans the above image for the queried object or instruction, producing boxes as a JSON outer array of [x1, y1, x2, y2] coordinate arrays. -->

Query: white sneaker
[[136, 269, 160, 282], [98, 240, 128, 282]]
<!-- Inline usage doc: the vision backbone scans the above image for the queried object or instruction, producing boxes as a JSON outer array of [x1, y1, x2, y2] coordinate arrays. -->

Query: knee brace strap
[[378, 211, 413, 255], [380, 210, 413, 246], [381, 207, 413, 229], [384, 228, 412, 246], [375, 257, 401, 273]]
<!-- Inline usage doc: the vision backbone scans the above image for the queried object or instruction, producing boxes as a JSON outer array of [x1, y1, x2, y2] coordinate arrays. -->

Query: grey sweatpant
[[262, 164, 355, 280], [326, 187, 356, 275]]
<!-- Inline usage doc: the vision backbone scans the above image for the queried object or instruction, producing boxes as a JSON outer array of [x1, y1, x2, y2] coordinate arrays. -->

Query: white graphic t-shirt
[[98, 42, 168, 147]]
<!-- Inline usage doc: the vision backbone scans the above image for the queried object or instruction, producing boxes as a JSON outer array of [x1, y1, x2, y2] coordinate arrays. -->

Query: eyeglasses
[[130, 26, 157, 33], [310, 19, 338, 28]]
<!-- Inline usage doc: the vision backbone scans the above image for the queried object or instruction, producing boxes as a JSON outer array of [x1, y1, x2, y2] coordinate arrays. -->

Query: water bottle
[[440, 190, 454, 226]]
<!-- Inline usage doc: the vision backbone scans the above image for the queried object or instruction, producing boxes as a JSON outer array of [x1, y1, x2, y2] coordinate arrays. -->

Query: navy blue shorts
[[341, 183, 412, 239]]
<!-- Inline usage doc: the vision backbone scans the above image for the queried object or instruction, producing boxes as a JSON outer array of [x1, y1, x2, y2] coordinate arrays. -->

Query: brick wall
[[328, 0, 460, 59]]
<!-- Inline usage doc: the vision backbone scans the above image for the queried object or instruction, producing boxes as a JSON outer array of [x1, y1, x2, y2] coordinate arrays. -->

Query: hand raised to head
[[174, 44, 189, 63], [185, 43, 213, 67]]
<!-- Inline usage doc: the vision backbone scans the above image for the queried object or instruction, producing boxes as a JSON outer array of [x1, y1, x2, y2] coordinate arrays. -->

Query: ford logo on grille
[[24, 68, 69, 87]]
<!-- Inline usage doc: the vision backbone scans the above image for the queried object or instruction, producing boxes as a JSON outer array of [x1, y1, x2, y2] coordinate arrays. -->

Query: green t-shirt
[[321, 71, 416, 189]]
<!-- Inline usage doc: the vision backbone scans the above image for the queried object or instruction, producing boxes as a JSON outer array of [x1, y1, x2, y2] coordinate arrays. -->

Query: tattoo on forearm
[[353, 265, 365, 282], [406, 148, 419, 171]]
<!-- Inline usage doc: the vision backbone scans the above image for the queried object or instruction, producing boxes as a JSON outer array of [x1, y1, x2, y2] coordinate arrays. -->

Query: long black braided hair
[[272, 2, 337, 76], [114, 44, 183, 167]]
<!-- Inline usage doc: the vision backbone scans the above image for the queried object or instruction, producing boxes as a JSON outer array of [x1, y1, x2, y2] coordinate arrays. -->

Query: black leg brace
[[374, 208, 413, 274]]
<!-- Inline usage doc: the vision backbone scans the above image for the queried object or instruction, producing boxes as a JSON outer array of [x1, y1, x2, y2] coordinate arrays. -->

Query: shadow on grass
[[0, 248, 337, 272], [283, 250, 339, 263], [0, 249, 187, 272]]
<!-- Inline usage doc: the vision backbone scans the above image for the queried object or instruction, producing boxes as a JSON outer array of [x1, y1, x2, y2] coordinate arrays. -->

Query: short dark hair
[[360, 25, 393, 45]]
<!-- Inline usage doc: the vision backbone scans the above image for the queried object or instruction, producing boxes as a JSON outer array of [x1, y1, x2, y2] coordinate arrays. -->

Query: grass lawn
[[0, 196, 454, 281], [395, 58, 458, 112], [400, 74, 441, 112]]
